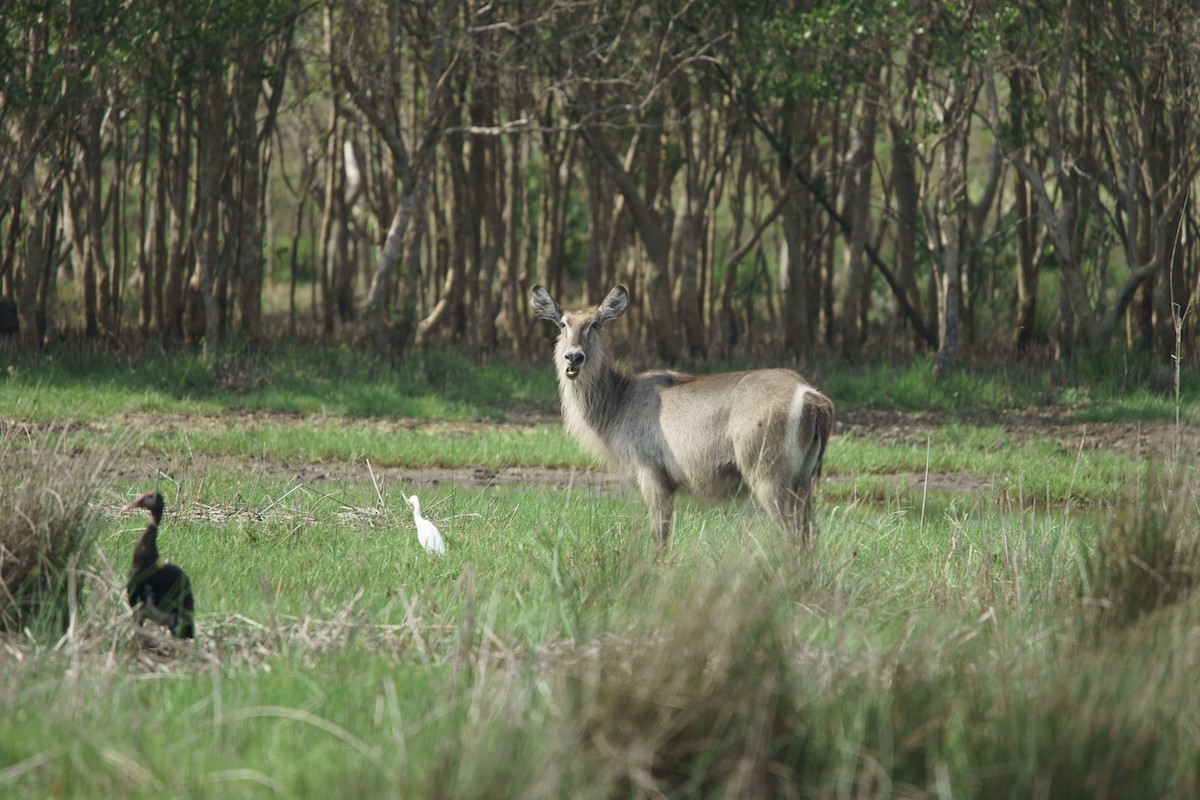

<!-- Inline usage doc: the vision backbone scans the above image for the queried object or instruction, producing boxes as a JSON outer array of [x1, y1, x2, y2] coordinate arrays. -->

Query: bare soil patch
[[183, 453, 625, 494], [836, 407, 1191, 460], [835, 408, 1195, 495], [7, 408, 1195, 497]]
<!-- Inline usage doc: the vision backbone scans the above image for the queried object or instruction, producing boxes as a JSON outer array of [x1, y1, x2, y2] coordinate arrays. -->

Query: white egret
[[406, 495, 446, 555]]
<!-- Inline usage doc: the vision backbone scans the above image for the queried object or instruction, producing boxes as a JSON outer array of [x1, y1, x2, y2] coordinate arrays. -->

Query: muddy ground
[[837, 407, 1196, 494], [18, 407, 1190, 498]]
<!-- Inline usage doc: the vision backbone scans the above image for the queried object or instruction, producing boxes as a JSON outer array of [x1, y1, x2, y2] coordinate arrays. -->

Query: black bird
[[124, 491, 195, 639]]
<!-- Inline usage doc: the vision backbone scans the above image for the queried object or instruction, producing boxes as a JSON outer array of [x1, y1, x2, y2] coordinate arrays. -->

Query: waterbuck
[[531, 284, 833, 551]]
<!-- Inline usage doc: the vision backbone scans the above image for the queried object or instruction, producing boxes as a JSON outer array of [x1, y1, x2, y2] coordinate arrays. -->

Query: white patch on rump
[[784, 386, 810, 474]]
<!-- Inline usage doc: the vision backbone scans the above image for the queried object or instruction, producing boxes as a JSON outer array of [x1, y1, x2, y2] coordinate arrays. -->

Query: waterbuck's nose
[[564, 351, 585, 369]]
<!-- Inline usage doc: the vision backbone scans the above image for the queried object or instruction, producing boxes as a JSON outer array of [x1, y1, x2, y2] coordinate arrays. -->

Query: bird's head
[[406, 495, 421, 514], [124, 491, 166, 521]]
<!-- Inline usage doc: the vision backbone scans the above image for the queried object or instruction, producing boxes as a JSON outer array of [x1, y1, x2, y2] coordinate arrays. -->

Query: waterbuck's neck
[[558, 354, 630, 460]]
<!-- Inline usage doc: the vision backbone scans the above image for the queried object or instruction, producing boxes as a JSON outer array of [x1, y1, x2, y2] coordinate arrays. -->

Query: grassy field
[[2, 345, 1199, 798]]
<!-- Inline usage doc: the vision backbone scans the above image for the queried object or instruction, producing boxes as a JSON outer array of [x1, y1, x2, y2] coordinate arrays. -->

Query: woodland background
[[1, 0, 1198, 375]]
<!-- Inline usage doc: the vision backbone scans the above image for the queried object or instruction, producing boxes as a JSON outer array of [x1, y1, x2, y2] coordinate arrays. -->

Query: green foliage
[[739, 0, 908, 101], [0, 0, 118, 107]]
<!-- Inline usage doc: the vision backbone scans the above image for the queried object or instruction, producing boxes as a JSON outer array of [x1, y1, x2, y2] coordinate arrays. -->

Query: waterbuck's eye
[[558, 320, 566, 329]]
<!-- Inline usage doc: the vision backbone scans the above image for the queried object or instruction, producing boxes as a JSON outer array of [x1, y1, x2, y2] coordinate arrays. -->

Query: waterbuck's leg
[[793, 484, 817, 548], [752, 483, 789, 534], [637, 470, 675, 553], [751, 479, 814, 546]]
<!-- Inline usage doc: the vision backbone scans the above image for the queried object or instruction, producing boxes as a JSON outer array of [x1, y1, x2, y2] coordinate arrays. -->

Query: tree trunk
[[36, 194, 60, 344], [931, 86, 970, 381], [778, 190, 811, 351], [583, 149, 608, 307], [670, 204, 706, 359], [477, 130, 503, 351], [19, 174, 47, 350], [64, 168, 97, 338], [233, 51, 265, 342], [194, 74, 226, 356], [716, 144, 751, 352], [495, 132, 525, 350], [79, 103, 111, 337], [888, 114, 923, 347], [470, 42, 501, 351], [777, 97, 817, 352], [669, 77, 709, 359], [837, 80, 879, 351], [109, 112, 125, 332], [1012, 167, 1040, 355], [534, 120, 571, 297], [164, 98, 191, 346], [136, 92, 154, 334], [1009, 72, 1039, 355], [317, 115, 340, 335]]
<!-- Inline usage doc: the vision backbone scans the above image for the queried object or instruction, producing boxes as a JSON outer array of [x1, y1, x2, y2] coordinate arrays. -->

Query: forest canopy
[[1, 0, 1198, 372]]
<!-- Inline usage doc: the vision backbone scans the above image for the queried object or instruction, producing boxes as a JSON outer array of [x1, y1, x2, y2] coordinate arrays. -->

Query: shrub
[[0, 425, 115, 635], [1083, 463, 1200, 629]]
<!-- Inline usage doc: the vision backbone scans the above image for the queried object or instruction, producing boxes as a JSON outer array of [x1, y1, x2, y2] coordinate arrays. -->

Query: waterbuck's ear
[[530, 285, 562, 322], [598, 284, 629, 323]]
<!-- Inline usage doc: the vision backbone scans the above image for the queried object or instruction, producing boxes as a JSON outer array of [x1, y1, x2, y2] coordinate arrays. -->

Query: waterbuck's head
[[531, 284, 628, 381]]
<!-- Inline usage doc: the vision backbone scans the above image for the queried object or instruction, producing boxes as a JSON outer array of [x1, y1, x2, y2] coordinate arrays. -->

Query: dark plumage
[[124, 491, 194, 639]]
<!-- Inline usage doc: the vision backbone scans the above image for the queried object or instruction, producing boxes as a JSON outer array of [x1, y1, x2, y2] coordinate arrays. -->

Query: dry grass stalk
[[0, 425, 118, 634], [1084, 463, 1200, 629]]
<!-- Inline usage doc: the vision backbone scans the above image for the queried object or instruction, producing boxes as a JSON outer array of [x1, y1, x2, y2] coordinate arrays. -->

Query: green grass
[[6, 340, 1196, 424], [2, 344, 560, 422], [2, 344, 1199, 797], [823, 354, 1200, 420], [9, 483, 1194, 797], [139, 420, 587, 470], [835, 426, 1137, 503], [98, 477, 645, 632], [6, 472, 1200, 797]]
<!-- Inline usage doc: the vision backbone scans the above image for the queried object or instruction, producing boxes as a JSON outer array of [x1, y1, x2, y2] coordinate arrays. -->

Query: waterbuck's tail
[[798, 390, 834, 484]]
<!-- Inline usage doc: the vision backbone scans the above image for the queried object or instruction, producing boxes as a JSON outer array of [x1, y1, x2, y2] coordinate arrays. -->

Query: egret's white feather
[[407, 495, 446, 555]]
